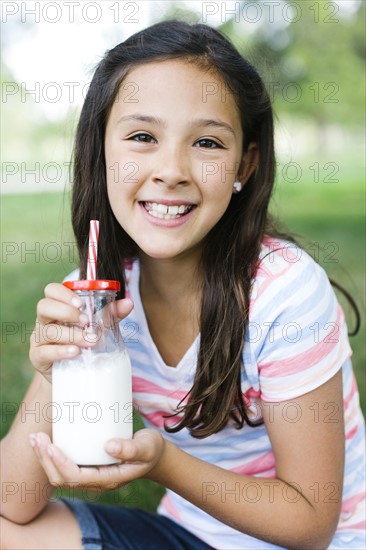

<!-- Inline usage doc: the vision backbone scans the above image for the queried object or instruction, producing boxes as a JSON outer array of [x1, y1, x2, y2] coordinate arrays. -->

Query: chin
[[148, 252, 183, 261], [139, 245, 182, 260]]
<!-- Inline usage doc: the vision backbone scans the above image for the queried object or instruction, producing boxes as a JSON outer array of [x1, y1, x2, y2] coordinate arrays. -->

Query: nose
[[151, 143, 190, 188]]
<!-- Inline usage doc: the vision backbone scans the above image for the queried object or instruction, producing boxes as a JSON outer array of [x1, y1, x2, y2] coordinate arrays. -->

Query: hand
[[28, 429, 165, 490], [29, 283, 134, 383]]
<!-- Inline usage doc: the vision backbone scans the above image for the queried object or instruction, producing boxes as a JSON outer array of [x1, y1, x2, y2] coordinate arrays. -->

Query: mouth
[[139, 201, 196, 220]]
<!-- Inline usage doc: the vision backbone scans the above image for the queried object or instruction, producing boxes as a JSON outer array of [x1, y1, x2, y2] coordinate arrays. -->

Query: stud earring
[[232, 181, 242, 193]]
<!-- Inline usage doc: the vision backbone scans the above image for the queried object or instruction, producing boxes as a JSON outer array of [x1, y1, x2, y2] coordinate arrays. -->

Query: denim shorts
[[62, 498, 214, 550]]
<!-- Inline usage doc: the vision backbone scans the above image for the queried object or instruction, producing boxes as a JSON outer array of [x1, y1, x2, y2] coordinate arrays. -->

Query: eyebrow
[[117, 114, 161, 126], [196, 118, 236, 137], [117, 114, 236, 136]]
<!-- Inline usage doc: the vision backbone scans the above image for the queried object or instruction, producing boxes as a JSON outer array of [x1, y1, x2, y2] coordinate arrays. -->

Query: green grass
[[1, 179, 365, 510]]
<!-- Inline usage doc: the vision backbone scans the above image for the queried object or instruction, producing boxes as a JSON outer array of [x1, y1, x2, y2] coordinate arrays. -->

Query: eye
[[195, 138, 222, 149], [128, 133, 156, 143]]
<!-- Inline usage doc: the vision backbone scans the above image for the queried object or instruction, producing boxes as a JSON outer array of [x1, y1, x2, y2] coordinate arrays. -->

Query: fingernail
[[29, 434, 37, 447], [105, 440, 121, 455], [72, 297, 82, 308]]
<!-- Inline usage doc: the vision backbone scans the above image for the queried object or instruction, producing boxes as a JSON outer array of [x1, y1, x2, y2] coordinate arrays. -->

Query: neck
[[138, 250, 203, 308]]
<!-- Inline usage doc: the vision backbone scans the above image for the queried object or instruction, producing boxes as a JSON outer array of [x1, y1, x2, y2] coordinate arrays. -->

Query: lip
[[138, 202, 197, 227]]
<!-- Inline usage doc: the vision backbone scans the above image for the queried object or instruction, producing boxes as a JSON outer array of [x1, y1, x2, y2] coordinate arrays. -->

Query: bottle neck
[[75, 290, 117, 304]]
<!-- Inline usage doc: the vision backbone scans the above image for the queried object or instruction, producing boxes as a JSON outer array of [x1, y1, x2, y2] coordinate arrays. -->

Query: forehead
[[111, 59, 240, 127]]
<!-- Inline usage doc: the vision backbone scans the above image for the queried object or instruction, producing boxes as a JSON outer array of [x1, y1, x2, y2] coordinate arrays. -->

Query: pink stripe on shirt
[[258, 309, 346, 378], [160, 494, 183, 521], [343, 373, 357, 409], [232, 451, 276, 476], [143, 410, 183, 428], [346, 425, 359, 440], [337, 520, 366, 530], [133, 376, 188, 401], [341, 492, 366, 514]]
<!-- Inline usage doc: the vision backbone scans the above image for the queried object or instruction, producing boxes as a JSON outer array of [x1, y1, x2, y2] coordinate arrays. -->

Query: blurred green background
[[1, 1, 365, 511]]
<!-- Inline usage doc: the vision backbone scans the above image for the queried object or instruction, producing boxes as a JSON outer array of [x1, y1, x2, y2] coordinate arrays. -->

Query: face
[[104, 59, 247, 262]]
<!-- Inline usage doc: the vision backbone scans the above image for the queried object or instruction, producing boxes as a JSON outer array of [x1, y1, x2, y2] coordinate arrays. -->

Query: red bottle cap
[[63, 280, 121, 291]]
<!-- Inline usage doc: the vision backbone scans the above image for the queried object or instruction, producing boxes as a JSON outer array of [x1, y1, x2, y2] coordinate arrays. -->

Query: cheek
[[106, 185, 133, 237], [105, 166, 128, 217], [204, 178, 234, 206], [106, 152, 147, 191], [105, 162, 140, 202], [106, 185, 119, 221], [198, 153, 238, 189], [104, 144, 118, 191], [105, 137, 137, 186], [198, 182, 233, 231], [106, 157, 132, 188]]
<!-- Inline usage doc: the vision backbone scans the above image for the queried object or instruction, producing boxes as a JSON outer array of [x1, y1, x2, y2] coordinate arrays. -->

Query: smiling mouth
[[140, 201, 196, 220]]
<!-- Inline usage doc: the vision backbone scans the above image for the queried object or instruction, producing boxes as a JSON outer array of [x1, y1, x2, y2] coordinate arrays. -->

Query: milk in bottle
[[52, 280, 132, 465]]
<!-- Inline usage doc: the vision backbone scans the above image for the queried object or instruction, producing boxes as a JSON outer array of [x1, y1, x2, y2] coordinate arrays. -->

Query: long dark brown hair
[[71, 20, 360, 438]]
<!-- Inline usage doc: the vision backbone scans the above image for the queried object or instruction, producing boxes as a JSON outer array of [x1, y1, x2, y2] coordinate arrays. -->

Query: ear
[[237, 142, 259, 186]]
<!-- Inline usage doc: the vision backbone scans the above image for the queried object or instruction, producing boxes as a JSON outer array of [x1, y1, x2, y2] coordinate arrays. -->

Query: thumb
[[105, 438, 139, 461], [105, 430, 163, 463], [115, 298, 134, 321]]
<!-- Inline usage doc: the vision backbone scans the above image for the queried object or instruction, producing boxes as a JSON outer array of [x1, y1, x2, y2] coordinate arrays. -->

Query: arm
[[148, 369, 344, 550], [0, 282, 87, 524], [1, 282, 134, 524], [0, 373, 53, 524], [31, 369, 344, 549]]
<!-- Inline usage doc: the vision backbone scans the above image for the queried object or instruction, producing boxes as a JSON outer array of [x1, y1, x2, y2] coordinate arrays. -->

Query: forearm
[[149, 440, 335, 550], [1, 375, 54, 523]]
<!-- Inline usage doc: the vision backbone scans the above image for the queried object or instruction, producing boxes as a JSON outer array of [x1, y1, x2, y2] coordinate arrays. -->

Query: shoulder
[[246, 236, 352, 402], [257, 235, 322, 281]]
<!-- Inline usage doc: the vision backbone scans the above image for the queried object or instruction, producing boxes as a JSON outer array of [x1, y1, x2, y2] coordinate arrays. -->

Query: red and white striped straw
[[87, 220, 99, 280]]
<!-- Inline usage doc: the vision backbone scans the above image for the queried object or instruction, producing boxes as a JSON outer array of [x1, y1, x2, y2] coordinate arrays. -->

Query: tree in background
[[161, 0, 365, 151]]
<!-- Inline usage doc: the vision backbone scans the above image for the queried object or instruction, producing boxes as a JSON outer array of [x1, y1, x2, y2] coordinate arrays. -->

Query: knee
[[1, 501, 83, 550]]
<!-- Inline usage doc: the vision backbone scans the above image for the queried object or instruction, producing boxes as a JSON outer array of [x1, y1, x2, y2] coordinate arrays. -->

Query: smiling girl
[[1, 20, 365, 550]]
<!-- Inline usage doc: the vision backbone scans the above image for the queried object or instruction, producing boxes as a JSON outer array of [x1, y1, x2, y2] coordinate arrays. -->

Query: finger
[[31, 435, 147, 490], [46, 446, 122, 490], [105, 438, 140, 462], [29, 343, 80, 371], [36, 298, 88, 327], [32, 324, 94, 348], [45, 444, 83, 487], [115, 298, 134, 321], [105, 430, 164, 466], [31, 432, 86, 488], [44, 282, 81, 306], [30, 432, 68, 486], [90, 461, 148, 488], [105, 432, 159, 464], [79, 463, 125, 490]]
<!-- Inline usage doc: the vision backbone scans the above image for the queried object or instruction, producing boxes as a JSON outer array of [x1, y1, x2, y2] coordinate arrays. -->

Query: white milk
[[52, 349, 132, 465]]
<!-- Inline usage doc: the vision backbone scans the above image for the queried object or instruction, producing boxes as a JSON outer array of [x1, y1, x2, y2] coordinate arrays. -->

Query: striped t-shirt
[[66, 237, 366, 549]]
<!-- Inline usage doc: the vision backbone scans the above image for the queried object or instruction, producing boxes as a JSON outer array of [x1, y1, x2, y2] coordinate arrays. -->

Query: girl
[[1, 20, 365, 550]]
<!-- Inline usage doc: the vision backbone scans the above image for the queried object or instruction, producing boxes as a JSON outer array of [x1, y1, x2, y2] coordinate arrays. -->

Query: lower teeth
[[149, 211, 183, 219]]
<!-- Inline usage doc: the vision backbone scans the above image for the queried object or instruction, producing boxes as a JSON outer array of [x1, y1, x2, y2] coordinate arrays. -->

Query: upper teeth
[[144, 202, 192, 219]]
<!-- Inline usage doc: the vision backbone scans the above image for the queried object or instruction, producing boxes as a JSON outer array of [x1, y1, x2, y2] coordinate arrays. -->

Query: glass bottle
[[52, 280, 132, 465]]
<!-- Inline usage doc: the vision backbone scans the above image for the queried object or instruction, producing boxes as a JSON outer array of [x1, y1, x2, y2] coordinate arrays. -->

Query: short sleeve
[[247, 241, 352, 402], [63, 269, 80, 282]]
